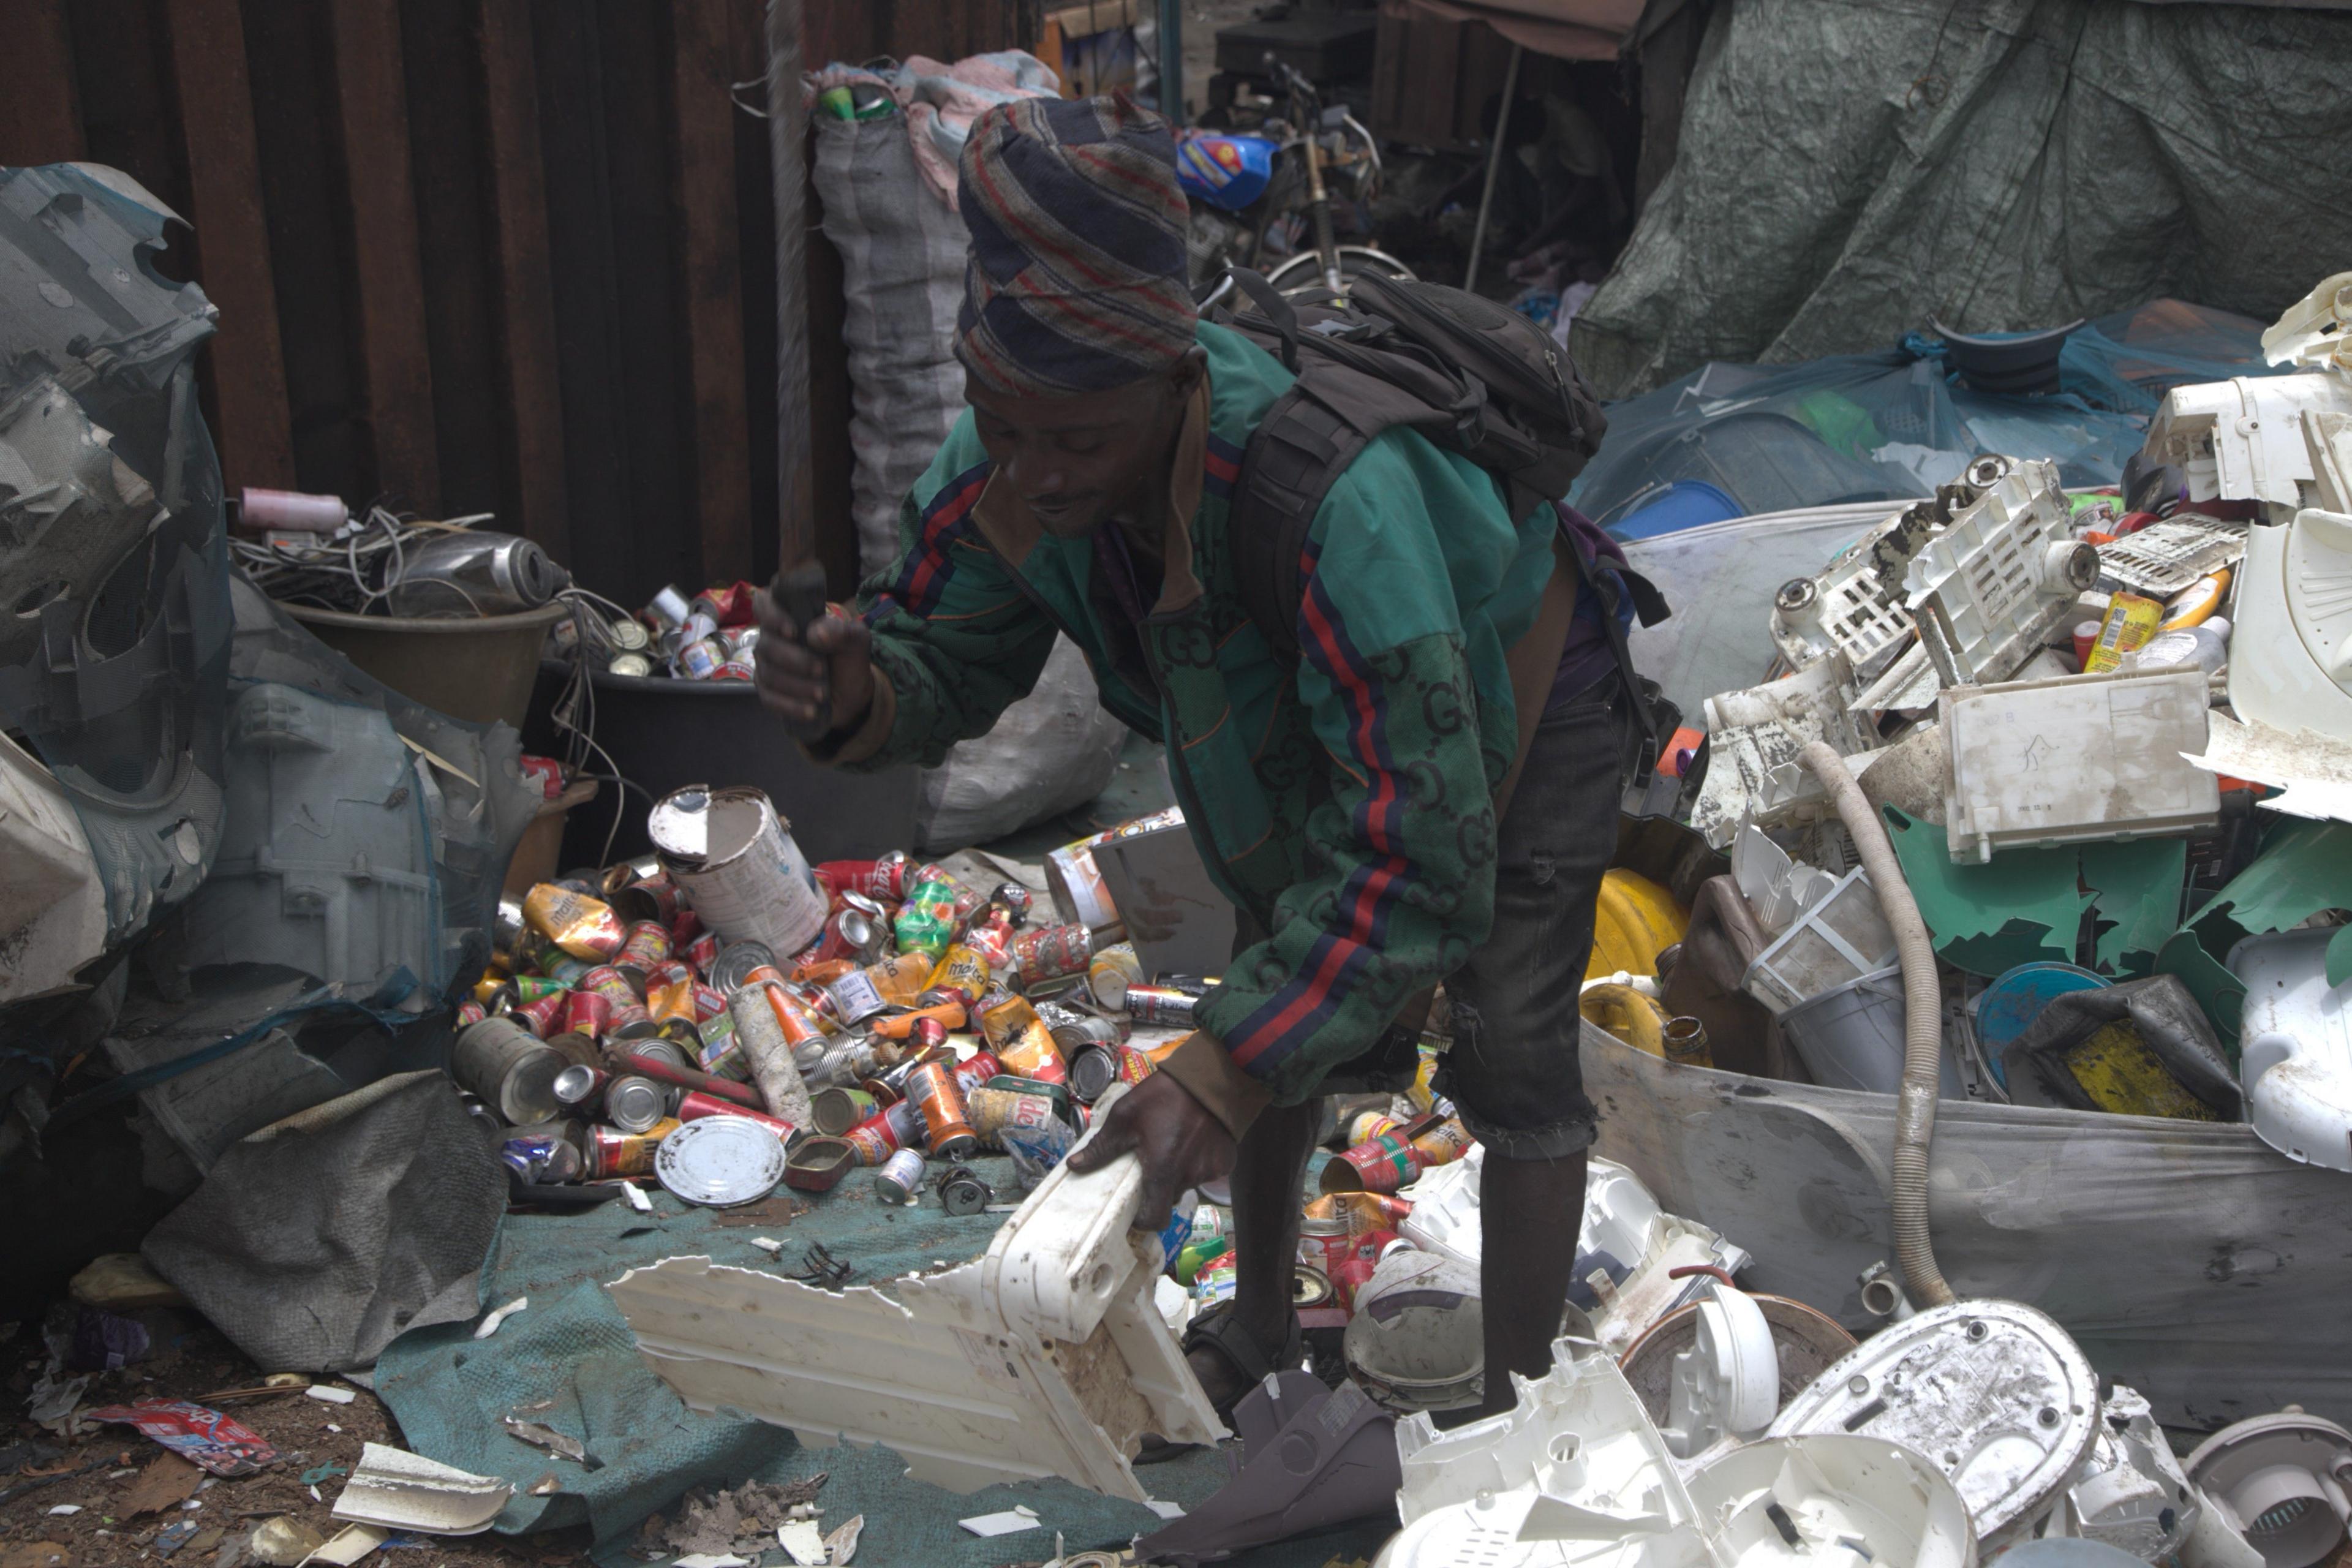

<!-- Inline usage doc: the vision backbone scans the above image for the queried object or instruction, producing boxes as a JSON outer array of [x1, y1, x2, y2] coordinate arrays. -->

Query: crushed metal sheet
[[2186, 712, 2352, 826], [329, 1442, 511, 1536]]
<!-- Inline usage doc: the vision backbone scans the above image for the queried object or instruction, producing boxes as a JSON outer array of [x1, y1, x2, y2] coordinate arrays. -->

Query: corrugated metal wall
[[0, 0, 1038, 603]]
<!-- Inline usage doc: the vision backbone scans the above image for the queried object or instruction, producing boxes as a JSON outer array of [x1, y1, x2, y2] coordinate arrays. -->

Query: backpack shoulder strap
[[1229, 380, 1374, 665]]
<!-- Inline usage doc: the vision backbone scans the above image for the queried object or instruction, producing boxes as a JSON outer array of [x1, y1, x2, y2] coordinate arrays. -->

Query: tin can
[[813, 1034, 890, 1091], [606, 613, 652, 652], [825, 967, 889, 1025], [1300, 1213, 1354, 1280], [581, 961, 649, 1009], [584, 1118, 679, 1178], [677, 1091, 794, 1137], [454, 1017, 565, 1124], [695, 1006, 746, 1080], [646, 785, 827, 960], [1048, 1011, 1125, 1055], [1409, 1116, 1475, 1169], [514, 990, 570, 1038], [552, 1063, 609, 1112], [967, 1084, 1064, 1151], [938, 1164, 992, 1216], [492, 894, 530, 969], [682, 930, 723, 976], [812, 1085, 878, 1136], [677, 609, 718, 647], [1124, 984, 1199, 1027], [605, 1075, 671, 1134], [906, 1060, 979, 1159], [522, 883, 627, 961], [1067, 1041, 1153, 1104], [517, 754, 565, 800], [559, 988, 614, 1041], [506, 973, 569, 1003], [541, 954, 594, 987], [708, 941, 778, 996], [875, 1147, 927, 1205], [992, 882, 1035, 924], [608, 652, 654, 678], [865, 952, 933, 1008], [1322, 1132, 1423, 1195], [606, 875, 682, 929], [642, 959, 697, 1022], [1088, 943, 1144, 1009], [690, 983, 729, 1023], [692, 582, 753, 627], [1013, 922, 1093, 986], [842, 1099, 921, 1165], [674, 636, 725, 680], [815, 851, 910, 903], [456, 999, 489, 1027], [981, 998, 1066, 1086], [545, 1030, 602, 1068], [1346, 1110, 1400, 1147], [924, 943, 991, 1003], [619, 1035, 696, 1077], [616, 920, 673, 974]]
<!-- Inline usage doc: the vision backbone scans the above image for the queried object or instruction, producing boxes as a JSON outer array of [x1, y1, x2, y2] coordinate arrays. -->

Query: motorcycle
[[1175, 58, 1414, 306]]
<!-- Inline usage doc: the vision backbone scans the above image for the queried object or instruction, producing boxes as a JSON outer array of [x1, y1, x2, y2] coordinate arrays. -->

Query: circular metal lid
[[605, 1076, 668, 1134], [654, 1115, 787, 1207]]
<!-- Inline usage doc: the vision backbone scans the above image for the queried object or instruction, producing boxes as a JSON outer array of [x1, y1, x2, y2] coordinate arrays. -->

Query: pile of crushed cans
[[449, 790, 1481, 1323]]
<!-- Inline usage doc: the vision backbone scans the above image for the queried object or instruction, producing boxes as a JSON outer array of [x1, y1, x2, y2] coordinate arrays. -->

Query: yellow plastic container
[[1586, 868, 1689, 981], [1579, 982, 1670, 1057]]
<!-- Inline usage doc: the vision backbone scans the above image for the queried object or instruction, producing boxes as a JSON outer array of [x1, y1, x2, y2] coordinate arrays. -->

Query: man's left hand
[[1065, 1069, 1238, 1232]]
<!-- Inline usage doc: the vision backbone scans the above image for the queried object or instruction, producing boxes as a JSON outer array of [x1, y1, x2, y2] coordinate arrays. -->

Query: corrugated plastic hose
[[1800, 741, 1957, 1308]]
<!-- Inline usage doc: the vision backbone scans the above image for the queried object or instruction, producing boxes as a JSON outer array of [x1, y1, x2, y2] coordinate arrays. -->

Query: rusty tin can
[[616, 920, 674, 975]]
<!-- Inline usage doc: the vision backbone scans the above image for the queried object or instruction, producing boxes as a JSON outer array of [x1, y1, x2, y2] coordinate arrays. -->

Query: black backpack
[[1215, 268, 1672, 780]]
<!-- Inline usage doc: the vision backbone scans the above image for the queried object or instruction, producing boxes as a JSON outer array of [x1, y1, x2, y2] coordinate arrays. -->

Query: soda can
[[815, 853, 910, 903], [925, 943, 991, 1003], [513, 990, 570, 1038], [1088, 943, 1144, 1009], [1013, 922, 1093, 986], [826, 967, 889, 1025], [758, 981, 830, 1046], [1125, 984, 1199, 1027], [963, 907, 1016, 969], [992, 882, 1035, 925], [938, 1164, 992, 1216], [502, 1130, 584, 1185], [616, 920, 673, 974], [951, 1050, 1005, 1099], [813, 1085, 878, 1136], [875, 1147, 927, 1205], [641, 960, 696, 1022], [677, 1091, 794, 1138], [507, 973, 569, 1003], [552, 1063, 609, 1112], [708, 940, 780, 995], [559, 987, 613, 1041], [892, 879, 962, 962], [842, 1099, 921, 1165], [584, 1117, 679, 1178], [523, 883, 628, 962], [984, 1006, 1066, 1087], [605, 1075, 671, 1134], [910, 864, 984, 922], [906, 1060, 979, 1160]]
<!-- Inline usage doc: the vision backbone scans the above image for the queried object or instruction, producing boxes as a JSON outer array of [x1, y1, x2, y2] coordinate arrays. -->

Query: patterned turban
[[954, 93, 1199, 398]]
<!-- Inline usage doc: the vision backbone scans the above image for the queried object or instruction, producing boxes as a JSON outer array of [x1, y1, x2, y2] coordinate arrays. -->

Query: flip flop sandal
[[1180, 1299, 1306, 1425]]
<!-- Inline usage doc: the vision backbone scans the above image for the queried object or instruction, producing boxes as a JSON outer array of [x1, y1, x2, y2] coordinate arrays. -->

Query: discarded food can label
[[617, 920, 674, 974], [646, 785, 827, 959], [643, 960, 697, 1022], [967, 1084, 1063, 1150], [951, 1050, 1005, 1099], [875, 1147, 927, 1204], [1124, 984, 1199, 1027], [907, 1060, 979, 1160], [1348, 1110, 1400, 1147], [1012, 922, 1093, 984], [513, 991, 570, 1038], [456, 999, 489, 1027], [683, 932, 723, 975], [523, 883, 627, 961]]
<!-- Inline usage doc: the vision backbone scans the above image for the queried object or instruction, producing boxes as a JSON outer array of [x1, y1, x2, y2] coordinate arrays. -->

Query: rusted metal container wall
[[0, 0, 1036, 603]]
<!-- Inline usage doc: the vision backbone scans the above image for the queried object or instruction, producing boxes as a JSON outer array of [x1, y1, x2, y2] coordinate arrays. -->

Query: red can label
[[560, 988, 614, 1040], [683, 932, 723, 975], [618, 920, 673, 971], [513, 991, 569, 1038], [952, 1050, 1005, 1097], [1012, 922, 1094, 984], [1339, 1133, 1423, 1195]]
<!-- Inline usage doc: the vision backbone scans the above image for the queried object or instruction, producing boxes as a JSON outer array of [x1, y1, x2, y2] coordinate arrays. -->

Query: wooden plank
[[160, 0, 296, 489], [478, 0, 571, 559], [325, 0, 440, 513], [671, 0, 754, 585], [0, 0, 86, 163]]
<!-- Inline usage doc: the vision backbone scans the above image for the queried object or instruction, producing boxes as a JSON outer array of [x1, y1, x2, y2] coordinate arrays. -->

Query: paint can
[[906, 1060, 979, 1160], [875, 1147, 927, 1205], [647, 785, 827, 960], [453, 1017, 565, 1125]]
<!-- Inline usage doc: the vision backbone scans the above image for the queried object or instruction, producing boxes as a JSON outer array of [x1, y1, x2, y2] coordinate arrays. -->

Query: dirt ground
[[0, 1316, 594, 1568]]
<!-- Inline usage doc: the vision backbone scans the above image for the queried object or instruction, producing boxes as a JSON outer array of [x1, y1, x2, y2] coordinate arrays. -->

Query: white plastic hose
[[1800, 741, 1956, 1308]]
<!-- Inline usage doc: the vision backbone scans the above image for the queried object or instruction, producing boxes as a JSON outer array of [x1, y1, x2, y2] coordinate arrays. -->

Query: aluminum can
[[513, 990, 570, 1038], [559, 987, 612, 1041], [842, 1099, 921, 1166], [826, 967, 889, 1025], [1409, 1116, 1475, 1169], [580, 963, 650, 1022], [1013, 922, 1093, 986], [616, 920, 673, 974], [991, 882, 1035, 924], [642, 959, 697, 1022], [951, 1050, 1005, 1098], [875, 1147, 926, 1205], [545, 1030, 601, 1069], [584, 1118, 679, 1178], [990, 1014, 1066, 1087], [456, 999, 488, 1028], [813, 850, 911, 903], [552, 1063, 609, 1111], [676, 1091, 794, 1137], [938, 1165, 992, 1216], [682, 931, 723, 976], [507, 973, 570, 1003], [906, 1060, 979, 1160], [925, 943, 991, 1003], [541, 954, 594, 987], [523, 883, 627, 961], [606, 616, 652, 652], [605, 1075, 671, 1134], [1125, 984, 1199, 1027], [759, 981, 830, 1046]]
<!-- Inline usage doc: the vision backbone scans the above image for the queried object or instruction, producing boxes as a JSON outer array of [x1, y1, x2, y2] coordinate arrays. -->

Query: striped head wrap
[[954, 93, 1199, 399]]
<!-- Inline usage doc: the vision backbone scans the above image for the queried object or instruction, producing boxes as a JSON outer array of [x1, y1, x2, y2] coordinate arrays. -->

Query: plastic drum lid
[[654, 1115, 788, 1207]]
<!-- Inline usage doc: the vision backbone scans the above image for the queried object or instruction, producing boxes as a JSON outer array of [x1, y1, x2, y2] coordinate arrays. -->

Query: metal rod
[[1463, 40, 1523, 296], [1158, 0, 1185, 120], [766, 0, 814, 578]]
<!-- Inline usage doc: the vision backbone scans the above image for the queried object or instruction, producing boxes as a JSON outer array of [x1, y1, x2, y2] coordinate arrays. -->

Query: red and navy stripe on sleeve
[[865, 461, 995, 624]]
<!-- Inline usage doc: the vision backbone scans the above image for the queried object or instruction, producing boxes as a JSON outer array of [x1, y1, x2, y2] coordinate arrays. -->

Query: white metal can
[[647, 785, 827, 959], [875, 1147, 926, 1205]]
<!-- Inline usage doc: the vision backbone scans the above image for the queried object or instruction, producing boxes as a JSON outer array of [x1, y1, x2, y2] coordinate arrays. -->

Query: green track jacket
[[816, 320, 1562, 1129]]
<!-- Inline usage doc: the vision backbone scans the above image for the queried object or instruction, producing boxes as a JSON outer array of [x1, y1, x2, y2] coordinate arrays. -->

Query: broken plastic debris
[[1133, 1372, 1399, 1563], [777, 1519, 827, 1564], [305, 1386, 357, 1404], [501, 1417, 598, 1469], [330, 1442, 512, 1536], [824, 1513, 863, 1564], [2230, 508, 2352, 738], [2231, 928, 2352, 1172], [250, 1515, 328, 1567], [298, 1523, 387, 1566], [2186, 818, 2352, 987], [2185, 1408, 2352, 1568], [472, 1297, 528, 1340], [620, 1181, 654, 1213], [1660, 1285, 1777, 1460], [1904, 458, 2096, 686], [84, 1400, 279, 1477], [958, 1505, 1041, 1537], [2187, 714, 2352, 827]]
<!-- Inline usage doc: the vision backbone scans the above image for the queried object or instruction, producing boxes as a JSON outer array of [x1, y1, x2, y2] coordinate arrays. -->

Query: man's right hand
[[753, 590, 875, 740]]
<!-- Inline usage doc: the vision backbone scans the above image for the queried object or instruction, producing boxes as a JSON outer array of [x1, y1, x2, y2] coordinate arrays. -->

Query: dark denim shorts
[[1433, 674, 1635, 1160]]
